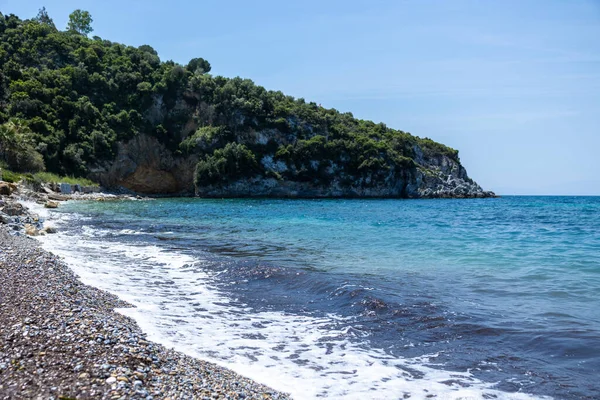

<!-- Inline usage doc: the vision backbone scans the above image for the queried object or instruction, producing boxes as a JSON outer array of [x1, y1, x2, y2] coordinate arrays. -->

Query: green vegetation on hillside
[[0, 119, 45, 172], [0, 10, 460, 189]]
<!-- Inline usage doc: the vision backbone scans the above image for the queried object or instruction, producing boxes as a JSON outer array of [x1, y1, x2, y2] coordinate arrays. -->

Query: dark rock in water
[[0, 182, 15, 196], [361, 297, 388, 311], [1, 202, 26, 216], [43, 226, 58, 234], [0, 213, 10, 224]]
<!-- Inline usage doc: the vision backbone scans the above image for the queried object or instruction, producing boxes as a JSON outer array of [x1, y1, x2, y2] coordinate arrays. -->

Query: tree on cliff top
[[187, 58, 211, 74], [34, 7, 56, 30], [67, 9, 93, 35]]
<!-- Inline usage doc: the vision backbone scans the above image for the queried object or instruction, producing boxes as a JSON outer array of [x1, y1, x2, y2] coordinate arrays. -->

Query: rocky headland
[[1, 12, 495, 200], [97, 134, 496, 199]]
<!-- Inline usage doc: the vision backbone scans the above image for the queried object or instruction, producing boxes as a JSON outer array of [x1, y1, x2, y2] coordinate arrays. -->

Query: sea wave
[[34, 205, 548, 400]]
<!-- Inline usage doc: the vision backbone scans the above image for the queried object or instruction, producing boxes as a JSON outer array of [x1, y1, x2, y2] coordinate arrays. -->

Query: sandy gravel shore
[[0, 224, 291, 399]]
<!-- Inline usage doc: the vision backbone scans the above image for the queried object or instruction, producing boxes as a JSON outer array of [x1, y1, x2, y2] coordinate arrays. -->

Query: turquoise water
[[41, 196, 600, 399]]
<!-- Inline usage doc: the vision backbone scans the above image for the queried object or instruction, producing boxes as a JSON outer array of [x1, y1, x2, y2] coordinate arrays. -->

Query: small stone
[[24, 223, 39, 236], [117, 376, 129, 382], [79, 372, 90, 379], [44, 200, 59, 209], [43, 226, 58, 234], [106, 376, 116, 384]]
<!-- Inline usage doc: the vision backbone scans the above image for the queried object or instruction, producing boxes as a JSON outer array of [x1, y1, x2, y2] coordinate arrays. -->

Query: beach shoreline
[[3, 181, 596, 399], [0, 186, 291, 399]]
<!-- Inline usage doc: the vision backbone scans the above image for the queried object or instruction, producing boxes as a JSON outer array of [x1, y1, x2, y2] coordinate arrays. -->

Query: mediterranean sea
[[36, 196, 600, 399]]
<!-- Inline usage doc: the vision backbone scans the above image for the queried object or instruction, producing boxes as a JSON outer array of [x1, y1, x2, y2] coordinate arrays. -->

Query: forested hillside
[[0, 10, 493, 198]]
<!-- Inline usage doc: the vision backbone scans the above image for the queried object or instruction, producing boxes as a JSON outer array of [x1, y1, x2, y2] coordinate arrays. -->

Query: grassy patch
[[0, 169, 24, 183], [1, 169, 99, 187], [32, 172, 98, 187]]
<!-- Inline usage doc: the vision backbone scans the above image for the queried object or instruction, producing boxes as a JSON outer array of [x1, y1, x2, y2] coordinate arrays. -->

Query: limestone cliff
[[93, 133, 493, 198], [193, 147, 492, 199], [90, 135, 197, 195]]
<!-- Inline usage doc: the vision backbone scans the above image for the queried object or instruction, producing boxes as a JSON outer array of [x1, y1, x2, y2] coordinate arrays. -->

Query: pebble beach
[[0, 185, 291, 400]]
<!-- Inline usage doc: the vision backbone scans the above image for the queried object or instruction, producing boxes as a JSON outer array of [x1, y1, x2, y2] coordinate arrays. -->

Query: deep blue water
[[39, 196, 600, 399]]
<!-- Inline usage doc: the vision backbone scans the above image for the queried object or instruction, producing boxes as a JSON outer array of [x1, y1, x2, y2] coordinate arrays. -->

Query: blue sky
[[3, 0, 600, 194]]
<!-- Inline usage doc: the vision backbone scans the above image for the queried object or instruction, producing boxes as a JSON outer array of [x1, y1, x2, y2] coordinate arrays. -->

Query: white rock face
[[261, 156, 288, 173], [196, 149, 495, 199]]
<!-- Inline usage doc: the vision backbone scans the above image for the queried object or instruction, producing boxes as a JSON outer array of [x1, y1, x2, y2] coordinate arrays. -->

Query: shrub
[[418, 138, 459, 161], [180, 126, 228, 154], [195, 143, 259, 186], [0, 120, 46, 172]]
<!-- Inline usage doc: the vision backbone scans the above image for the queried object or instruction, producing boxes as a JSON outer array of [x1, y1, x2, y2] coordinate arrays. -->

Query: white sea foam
[[35, 208, 548, 400], [20, 200, 51, 219]]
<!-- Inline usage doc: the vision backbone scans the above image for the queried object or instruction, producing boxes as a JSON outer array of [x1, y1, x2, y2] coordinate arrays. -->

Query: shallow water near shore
[[34, 196, 600, 399]]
